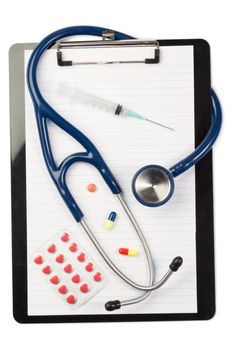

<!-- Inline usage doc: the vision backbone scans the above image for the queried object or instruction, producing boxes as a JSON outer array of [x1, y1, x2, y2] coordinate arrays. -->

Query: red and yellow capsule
[[118, 248, 139, 256]]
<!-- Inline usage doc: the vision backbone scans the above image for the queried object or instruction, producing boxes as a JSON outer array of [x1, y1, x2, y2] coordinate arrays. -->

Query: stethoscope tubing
[[27, 26, 221, 310], [170, 89, 222, 177], [27, 26, 132, 222]]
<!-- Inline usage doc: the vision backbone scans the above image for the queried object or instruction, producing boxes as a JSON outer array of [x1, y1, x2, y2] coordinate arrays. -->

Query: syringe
[[58, 83, 174, 131]]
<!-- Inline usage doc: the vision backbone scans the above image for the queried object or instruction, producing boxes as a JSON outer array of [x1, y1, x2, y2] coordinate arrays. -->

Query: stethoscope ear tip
[[105, 299, 121, 311], [169, 256, 183, 272]]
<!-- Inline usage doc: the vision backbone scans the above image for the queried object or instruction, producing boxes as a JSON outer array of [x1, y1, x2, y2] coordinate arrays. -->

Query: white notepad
[[25, 45, 197, 315]]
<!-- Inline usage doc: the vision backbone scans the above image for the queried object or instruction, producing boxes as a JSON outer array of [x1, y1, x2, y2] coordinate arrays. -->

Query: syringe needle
[[125, 109, 173, 131], [144, 118, 174, 131]]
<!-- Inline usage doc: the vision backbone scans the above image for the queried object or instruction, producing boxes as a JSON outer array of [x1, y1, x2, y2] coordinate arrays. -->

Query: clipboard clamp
[[56, 30, 160, 66]]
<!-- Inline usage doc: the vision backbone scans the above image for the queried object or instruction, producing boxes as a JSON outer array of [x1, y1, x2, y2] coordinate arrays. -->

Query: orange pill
[[87, 183, 97, 192]]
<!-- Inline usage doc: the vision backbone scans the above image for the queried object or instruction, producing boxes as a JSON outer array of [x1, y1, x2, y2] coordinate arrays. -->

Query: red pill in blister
[[66, 294, 77, 304], [80, 283, 89, 293], [77, 252, 85, 262], [85, 262, 93, 272], [50, 275, 60, 285], [71, 274, 80, 284], [69, 242, 77, 252], [64, 264, 72, 273], [34, 255, 43, 264], [58, 285, 68, 294], [93, 272, 102, 282], [61, 232, 69, 242], [47, 244, 56, 253], [56, 254, 64, 263], [42, 265, 51, 274]]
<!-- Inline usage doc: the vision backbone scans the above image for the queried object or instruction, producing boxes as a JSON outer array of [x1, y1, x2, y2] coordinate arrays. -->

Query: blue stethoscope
[[27, 26, 222, 311]]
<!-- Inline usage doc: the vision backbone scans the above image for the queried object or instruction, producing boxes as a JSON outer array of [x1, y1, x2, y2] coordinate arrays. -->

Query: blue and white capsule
[[104, 212, 117, 230]]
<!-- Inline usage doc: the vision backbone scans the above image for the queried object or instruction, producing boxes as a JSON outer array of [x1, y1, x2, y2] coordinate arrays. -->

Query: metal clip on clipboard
[[56, 30, 160, 66]]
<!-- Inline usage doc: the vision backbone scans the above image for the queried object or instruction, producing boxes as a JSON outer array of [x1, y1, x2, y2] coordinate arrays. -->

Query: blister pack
[[33, 230, 108, 308]]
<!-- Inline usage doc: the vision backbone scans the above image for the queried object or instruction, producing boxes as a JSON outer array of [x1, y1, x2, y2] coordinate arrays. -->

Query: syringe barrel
[[70, 87, 118, 114]]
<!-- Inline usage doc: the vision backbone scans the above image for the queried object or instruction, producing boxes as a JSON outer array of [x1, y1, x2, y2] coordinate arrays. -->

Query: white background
[[0, 0, 232, 349]]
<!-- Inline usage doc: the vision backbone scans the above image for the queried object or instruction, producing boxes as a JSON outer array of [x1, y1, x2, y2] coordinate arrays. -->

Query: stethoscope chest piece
[[132, 165, 175, 207]]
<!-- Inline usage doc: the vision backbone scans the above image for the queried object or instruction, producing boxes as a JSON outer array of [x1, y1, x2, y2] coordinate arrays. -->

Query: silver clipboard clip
[[56, 30, 160, 66]]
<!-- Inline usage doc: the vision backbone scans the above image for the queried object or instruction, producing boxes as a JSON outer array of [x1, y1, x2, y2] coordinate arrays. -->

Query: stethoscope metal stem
[[116, 193, 154, 306], [80, 194, 175, 296]]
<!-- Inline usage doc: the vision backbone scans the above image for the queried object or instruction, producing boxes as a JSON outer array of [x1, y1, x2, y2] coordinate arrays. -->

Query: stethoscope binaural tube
[[132, 90, 222, 207]]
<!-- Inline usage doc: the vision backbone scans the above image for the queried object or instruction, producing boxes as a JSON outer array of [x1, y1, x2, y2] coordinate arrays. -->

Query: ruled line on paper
[[25, 45, 197, 316]]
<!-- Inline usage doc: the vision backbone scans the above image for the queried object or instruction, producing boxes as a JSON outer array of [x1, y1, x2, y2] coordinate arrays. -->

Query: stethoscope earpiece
[[132, 164, 175, 207], [105, 255, 183, 311]]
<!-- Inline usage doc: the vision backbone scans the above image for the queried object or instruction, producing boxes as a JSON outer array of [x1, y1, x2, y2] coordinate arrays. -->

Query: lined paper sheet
[[25, 45, 197, 315]]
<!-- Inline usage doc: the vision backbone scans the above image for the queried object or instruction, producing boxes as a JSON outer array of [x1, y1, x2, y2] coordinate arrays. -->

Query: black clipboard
[[10, 39, 215, 323]]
